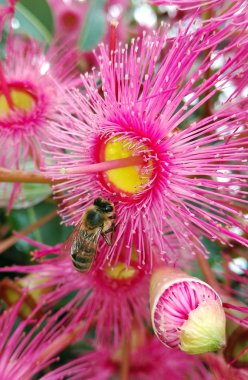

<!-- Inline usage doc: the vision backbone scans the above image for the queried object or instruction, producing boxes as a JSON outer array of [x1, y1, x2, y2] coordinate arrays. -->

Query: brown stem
[[0, 209, 57, 253], [234, 247, 248, 260], [224, 326, 248, 368], [0, 168, 53, 184], [0, 155, 144, 183], [196, 253, 222, 293], [120, 336, 130, 380], [222, 260, 231, 293], [203, 65, 212, 118], [0, 223, 9, 239]]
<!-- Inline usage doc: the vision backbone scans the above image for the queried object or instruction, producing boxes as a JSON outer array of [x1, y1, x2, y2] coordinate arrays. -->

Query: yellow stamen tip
[[60, 167, 67, 175]]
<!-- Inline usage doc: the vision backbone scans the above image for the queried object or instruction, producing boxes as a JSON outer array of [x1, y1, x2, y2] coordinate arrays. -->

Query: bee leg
[[101, 232, 112, 246], [102, 222, 117, 245], [109, 214, 116, 220], [111, 222, 120, 243], [113, 222, 119, 231], [110, 230, 115, 244]]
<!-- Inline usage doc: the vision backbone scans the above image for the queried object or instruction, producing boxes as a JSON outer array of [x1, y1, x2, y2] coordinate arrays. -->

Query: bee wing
[[62, 218, 86, 254]]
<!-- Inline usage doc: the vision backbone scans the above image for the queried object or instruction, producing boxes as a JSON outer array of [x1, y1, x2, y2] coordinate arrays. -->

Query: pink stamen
[[225, 126, 240, 145], [62, 156, 144, 175], [109, 19, 118, 58], [228, 345, 248, 366], [108, 19, 119, 99], [0, 62, 14, 109]]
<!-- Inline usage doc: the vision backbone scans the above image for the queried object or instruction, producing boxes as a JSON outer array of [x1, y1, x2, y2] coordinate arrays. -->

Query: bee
[[65, 197, 116, 272]]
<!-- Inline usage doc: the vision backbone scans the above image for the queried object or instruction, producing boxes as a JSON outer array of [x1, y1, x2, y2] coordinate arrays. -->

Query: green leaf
[[0, 0, 54, 43], [0, 27, 8, 59], [78, 0, 107, 51], [19, 0, 54, 36], [14, 1, 53, 43], [202, 236, 222, 263]]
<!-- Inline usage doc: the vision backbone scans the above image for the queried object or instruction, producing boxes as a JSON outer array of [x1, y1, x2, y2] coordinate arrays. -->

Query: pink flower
[[47, 0, 89, 41], [105, 0, 129, 43], [41, 335, 211, 380], [150, 266, 226, 354], [47, 0, 129, 47], [0, 34, 80, 210], [0, 295, 86, 380], [44, 20, 248, 268], [3, 242, 151, 348], [0, 0, 15, 37]]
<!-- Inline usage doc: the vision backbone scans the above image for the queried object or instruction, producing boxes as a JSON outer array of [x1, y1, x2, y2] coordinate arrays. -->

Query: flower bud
[[150, 267, 226, 354]]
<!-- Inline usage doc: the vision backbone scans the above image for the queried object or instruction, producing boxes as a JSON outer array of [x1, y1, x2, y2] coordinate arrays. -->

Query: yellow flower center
[[0, 88, 35, 117], [105, 261, 137, 280], [100, 137, 153, 194], [98, 247, 144, 290]]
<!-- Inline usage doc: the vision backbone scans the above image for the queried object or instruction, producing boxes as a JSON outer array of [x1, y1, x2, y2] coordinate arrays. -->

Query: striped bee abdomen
[[71, 251, 94, 272], [70, 229, 101, 272]]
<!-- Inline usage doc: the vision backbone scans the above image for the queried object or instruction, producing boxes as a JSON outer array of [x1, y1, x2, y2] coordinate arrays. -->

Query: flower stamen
[[109, 19, 118, 58], [61, 155, 144, 175], [0, 62, 14, 110], [105, 262, 137, 280]]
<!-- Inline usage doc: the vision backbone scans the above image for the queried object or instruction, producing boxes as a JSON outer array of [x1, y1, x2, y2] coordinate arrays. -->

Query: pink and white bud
[[150, 267, 226, 354]]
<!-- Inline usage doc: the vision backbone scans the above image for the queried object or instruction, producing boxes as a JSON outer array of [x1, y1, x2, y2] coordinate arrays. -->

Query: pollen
[[105, 262, 137, 280], [0, 88, 35, 117], [100, 137, 153, 195]]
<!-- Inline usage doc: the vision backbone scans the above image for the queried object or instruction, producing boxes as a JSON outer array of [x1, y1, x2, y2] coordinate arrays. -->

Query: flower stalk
[[0, 168, 53, 184], [0, 155, 144, 184], [196, 253, 222, 293]]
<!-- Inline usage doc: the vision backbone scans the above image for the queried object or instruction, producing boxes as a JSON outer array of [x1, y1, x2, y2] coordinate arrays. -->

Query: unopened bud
[[150, 267, 226, 354]]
